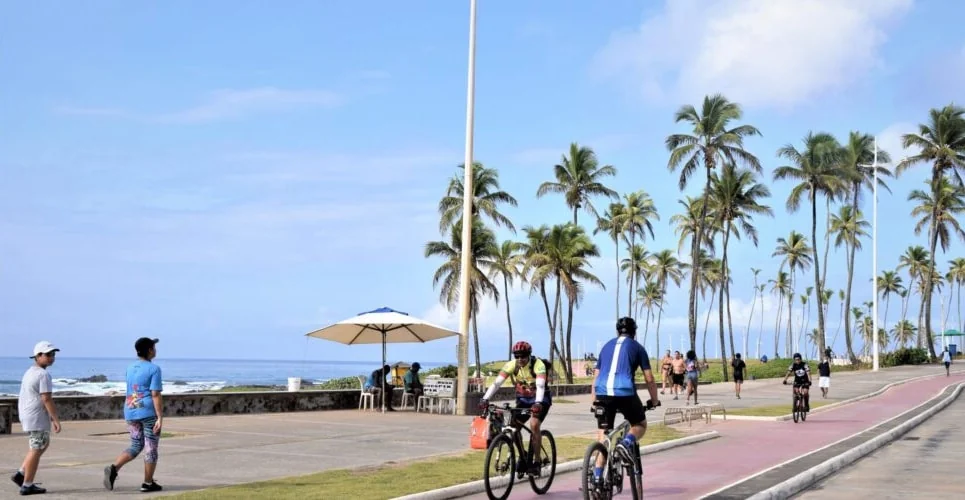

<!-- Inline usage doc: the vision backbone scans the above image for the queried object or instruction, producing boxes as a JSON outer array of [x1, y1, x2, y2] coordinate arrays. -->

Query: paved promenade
[[797, 386, 965, 499], [0, 365, 955, 498], [463, 370, 965, 500]]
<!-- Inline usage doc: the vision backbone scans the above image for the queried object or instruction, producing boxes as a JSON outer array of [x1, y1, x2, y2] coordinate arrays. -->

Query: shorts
[[793, 381, 811, 389], [514, 399, 551, 423], [592, 395, 646, 430], [27, 430, 50, 450], [672, 374, 685, 386], [686, 372, 699, 384], [125, 417, 160, 464], [818, 376, 830, 388], [945, 362, 951, 369], [733, 374, 744, 383]]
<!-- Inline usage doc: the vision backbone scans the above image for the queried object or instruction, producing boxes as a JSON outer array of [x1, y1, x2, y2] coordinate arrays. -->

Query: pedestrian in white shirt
[[12, 341, 62, 496]]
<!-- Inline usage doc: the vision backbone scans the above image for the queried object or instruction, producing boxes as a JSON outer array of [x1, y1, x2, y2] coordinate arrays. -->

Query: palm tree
[[897, 245, 931, 325], [488, 240, 525, 358], [649, 249, 685, 358], [948, 257, 965, 332], [773, 231, 813, 357], [621, 244, 651, 320], [622, 191, 659, 317], [830, 289, 846, 352], [756, 283, 767, 358], [438, 163, 518, 233], [537, 143, 617, 225], [709, 164, 773, 369], [897, 105, 965, 357], [745, 268, 762, 358], [876, 270, 905, 335], [775, 132, 848, 360], [800, 288, 813, 353], [520, 225, 565, 363], [769, 271, 791, 357], [425, 218, 499, 372], [669, 196, 716, 254], [637, 281, 663, 345], [891, 320, 917, 348], [594, 202, 628, 320], [829, 205, 871, 362], [691, 251, 722, 362], [547, 224, 604, 381], [666, 94, 762, 351], [908, 177, 965, 356]]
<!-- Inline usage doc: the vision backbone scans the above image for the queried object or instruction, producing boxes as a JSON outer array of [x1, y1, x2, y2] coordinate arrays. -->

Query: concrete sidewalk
[[461, 371, 965, 500], [0, 365, 951, 499]]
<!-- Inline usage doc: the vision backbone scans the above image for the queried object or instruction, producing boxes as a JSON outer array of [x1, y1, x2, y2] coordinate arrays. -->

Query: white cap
[[31, 341, 60, 358]]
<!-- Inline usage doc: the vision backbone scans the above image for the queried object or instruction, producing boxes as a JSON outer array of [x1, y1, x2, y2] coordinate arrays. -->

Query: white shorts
[[818, 377, 830, 388]]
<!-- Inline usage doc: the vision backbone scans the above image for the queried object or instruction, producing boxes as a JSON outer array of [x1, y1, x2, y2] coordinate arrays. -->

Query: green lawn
[[728, 401, 832, 417], [170, 426, 685, 500]]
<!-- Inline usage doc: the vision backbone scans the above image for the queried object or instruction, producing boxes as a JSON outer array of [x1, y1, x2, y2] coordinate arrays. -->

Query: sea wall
[[0, 382, 648, 423]]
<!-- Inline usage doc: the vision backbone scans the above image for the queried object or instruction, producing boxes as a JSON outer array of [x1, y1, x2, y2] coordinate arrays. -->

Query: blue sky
[[3, 0, 964, 365]]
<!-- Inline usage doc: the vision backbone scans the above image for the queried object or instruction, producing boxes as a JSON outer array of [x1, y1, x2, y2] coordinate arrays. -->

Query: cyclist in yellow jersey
[[480, 341, 551, 475]]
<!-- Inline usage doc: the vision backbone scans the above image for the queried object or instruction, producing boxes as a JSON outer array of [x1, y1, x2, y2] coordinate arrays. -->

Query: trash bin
[[463, 391, 484, 415], [287, 377, 302, 392], [950, 344, 958, 357]]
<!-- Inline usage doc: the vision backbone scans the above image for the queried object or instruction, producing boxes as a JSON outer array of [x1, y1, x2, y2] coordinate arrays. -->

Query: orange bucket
[[469, 416, 491, 449]]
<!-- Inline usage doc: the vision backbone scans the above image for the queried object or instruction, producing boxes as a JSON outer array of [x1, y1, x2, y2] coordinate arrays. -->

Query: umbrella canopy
[[305, 307, 459, 413], [940, 329, 964, 337]]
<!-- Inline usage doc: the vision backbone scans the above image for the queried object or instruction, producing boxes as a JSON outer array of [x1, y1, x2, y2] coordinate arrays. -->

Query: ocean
[[0, 357, 445, 397]]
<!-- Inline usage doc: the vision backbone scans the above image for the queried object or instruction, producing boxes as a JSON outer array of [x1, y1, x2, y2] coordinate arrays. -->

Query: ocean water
[[0, 357, 444, 397]]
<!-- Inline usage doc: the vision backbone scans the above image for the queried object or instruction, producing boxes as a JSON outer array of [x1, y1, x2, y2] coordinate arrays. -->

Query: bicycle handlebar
[[589, 399, 661, 414]]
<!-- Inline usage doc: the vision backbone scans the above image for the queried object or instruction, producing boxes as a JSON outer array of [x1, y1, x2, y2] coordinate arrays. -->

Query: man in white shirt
[[12, 341, 62, 496], [942, 349, 952, 377]]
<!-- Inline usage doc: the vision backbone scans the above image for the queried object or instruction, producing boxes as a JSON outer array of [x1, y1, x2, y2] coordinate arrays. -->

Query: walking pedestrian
[[670, 351, 685, 400], [12, 342, 62, 496], [817, 356, 832, 397], [660, 350, 672, 395], [685, 350, 701, 405], [731, 354, 746, 399], [104, 338, 164, 493], [942, 348, 952, 377]]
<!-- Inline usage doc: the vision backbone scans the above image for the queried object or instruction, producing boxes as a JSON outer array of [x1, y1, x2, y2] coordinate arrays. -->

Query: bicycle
[[784, 381, 809, 423], [580, 400, 659, 500], [481, 403, 557, 500]]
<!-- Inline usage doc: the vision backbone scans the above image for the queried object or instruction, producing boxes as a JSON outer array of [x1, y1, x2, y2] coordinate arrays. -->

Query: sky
[[2, 0, 964, 365]]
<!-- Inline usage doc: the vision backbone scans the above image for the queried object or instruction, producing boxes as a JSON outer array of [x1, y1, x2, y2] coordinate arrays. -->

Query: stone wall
[[0, 382, 650, 423]]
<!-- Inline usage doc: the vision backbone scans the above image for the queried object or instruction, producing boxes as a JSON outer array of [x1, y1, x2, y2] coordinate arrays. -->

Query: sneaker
[[140, 481, 163, 493], [11, 471, 24, 487], [19, 484, 46, 495], [103, 465, 117, 491]]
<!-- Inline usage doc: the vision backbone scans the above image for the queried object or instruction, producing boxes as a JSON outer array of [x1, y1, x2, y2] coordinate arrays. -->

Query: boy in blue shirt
[[103, 337, 164, 493]]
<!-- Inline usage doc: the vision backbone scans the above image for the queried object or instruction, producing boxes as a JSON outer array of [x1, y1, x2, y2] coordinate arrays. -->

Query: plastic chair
[[358, 376, 375, 411], [401, 392, 416, 410]]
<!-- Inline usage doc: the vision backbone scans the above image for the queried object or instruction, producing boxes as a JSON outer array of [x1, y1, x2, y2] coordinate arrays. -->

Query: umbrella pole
[[382, 331, 387, 414]]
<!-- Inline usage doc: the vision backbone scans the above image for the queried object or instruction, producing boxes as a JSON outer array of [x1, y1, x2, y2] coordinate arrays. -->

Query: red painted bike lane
[[465, 373, 965, 500]]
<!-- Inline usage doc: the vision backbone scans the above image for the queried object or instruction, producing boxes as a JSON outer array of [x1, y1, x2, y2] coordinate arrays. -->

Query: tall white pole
[[455, 0, 477, 416], [872, 137, 880, 372]]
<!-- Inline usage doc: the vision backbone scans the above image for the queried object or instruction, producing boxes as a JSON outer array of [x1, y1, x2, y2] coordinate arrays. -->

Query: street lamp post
[[872, 137, 879, 372], [455, 0, 478, 415]]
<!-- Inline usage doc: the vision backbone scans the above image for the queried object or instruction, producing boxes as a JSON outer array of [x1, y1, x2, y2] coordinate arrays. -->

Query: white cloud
[[421, 284, 530, 336], [877, 122, 923, 168], [592, 0, 913, 109], [510, 134, 636, 167]]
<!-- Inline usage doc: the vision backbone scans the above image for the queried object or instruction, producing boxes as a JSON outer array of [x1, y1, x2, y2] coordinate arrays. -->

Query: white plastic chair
[[401, 392, 417, 409], [358, 376, 375, 411]]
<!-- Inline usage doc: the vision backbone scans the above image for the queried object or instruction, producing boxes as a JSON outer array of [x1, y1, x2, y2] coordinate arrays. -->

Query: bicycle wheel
[[581, 441, 610, 500], [792, 395, 799, 423], [484, 433, 517, 500], [626, 465, 641, 500], [529, 430, 557, 494]]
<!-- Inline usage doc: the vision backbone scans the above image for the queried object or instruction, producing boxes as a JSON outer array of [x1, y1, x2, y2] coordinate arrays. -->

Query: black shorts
[[733, 374, 744, 383], [515, 399, 551, 423], [672, 374, 685, 386], [793, 381, 811, 389], [593, 395, 646, 430]]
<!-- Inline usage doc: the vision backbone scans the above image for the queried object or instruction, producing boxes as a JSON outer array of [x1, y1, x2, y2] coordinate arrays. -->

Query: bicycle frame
[[485, 404, 538, 470]]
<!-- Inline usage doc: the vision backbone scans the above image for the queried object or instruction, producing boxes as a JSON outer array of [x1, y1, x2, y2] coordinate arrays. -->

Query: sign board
[[424, 378, 456, 397]]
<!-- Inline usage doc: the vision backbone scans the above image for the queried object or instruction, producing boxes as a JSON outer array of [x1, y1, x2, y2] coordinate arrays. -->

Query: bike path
[[463, 372, 965, 500]]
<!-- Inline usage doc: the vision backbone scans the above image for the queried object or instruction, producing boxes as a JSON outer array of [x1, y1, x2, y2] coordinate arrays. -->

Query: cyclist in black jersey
[[781, 353, 812, 412]]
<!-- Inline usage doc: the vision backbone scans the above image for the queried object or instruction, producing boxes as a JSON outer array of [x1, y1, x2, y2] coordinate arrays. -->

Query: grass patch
[[171, 427, 685, 500], [728, 401, 832, 417], [553, 398, 578, 404]]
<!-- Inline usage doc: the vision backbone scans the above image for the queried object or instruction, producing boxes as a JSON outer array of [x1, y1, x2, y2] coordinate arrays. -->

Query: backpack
[[512, 357, 555, 384]]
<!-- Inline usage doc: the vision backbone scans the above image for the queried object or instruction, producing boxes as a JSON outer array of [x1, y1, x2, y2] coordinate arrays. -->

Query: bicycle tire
[[627, 464, 641, 500], [484, 433, 517, 500], [581, 441, 610, 500], [529, 430, 557, 494]]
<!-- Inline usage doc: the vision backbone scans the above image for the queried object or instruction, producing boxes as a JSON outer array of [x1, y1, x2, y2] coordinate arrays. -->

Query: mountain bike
[[481, 403, 557, 500], [784, 381, 809, 423], [580, 400, 659, 500]]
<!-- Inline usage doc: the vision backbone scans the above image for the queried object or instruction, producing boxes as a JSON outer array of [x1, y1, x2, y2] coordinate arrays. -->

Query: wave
[[49, 378, 226, 396]]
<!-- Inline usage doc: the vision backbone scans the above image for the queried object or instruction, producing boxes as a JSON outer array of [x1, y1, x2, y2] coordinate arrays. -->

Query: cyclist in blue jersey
[[589, 317, 659, 498]]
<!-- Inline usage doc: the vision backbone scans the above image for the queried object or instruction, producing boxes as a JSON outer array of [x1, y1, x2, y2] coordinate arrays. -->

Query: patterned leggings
[[125, 417, 160, 464]]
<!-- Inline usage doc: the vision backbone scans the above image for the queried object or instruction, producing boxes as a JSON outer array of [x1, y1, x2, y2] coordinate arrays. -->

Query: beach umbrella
[[305, 306, 459, 413]]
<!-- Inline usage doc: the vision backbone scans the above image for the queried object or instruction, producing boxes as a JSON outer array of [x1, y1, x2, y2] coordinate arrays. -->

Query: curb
[[392, 430, 720, 500], [709, 369, 965, 422], [745, 380, 965, 500]]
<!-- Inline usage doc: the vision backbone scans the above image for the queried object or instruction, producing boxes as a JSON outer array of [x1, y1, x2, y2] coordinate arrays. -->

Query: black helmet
[[616, 317, 637, 337], [792, 353, 802, 360]]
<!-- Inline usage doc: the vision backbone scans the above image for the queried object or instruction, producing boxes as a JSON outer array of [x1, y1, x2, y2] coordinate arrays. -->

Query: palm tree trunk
[[702, 287, 716, 362], [924, 202, 940, 358], [757, 287, 765, 358], [745, 285, 757, 358], [718, 271, 730, 381], [565, 296, 575, 383], [883, 296, 890, 341], [723, 223, 736, 362], [656, 303, 665, 361], [614, 237, 620, 320], [821, 197, 831, 292], [901, 274, 916, 321], [503, 277, 514, 358], [471, 313, 481, 377], [690, 170, 713, 352], [775, 292, 784, 357], [553, 278, 564, 365], [539, 282, 557, 365], [627, 234, 635, 317], [643, 306, 652, 346], [845, 189, 860, 363], [958, 280, 962, 333], [810, 193, 827, 358], [787, 273, 795, 358]]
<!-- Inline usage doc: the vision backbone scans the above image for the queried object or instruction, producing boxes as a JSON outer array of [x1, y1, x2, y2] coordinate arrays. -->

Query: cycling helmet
[[512, 341, 532, 358], [792, 353, 802, 360], [616, 317, 637, 337]]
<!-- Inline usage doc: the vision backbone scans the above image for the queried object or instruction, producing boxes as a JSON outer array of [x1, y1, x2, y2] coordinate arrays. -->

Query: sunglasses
[[514, 354, 530, 359]]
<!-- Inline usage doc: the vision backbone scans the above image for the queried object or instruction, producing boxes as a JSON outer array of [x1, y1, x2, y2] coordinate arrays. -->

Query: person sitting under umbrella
[[365, 364, 395, 412], [403, 362, 423, 400]]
